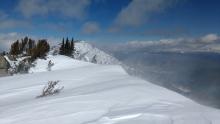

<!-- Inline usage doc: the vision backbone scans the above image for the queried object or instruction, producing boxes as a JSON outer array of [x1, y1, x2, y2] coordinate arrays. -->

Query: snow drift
[[0, 54, 220, 124]]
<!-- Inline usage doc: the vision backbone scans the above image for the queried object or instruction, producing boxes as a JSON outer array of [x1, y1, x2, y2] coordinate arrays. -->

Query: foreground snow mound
[[74, 41, 121, 65], [0, 60, 220, 124]]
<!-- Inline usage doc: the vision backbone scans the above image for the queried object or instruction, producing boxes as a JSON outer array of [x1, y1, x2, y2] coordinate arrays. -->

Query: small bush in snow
[[8, 67, 16, 76], [47, 60, 54, 71], [37, 80, 64, 98], [91, 55, 97, 64]]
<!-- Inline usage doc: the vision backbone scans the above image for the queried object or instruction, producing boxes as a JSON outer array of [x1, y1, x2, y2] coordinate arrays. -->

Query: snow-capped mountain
[[1, 54, 220, 124]]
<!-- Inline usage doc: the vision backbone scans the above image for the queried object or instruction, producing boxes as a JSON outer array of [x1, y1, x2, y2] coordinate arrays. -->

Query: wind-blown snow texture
[[1, 54, 220, 124]]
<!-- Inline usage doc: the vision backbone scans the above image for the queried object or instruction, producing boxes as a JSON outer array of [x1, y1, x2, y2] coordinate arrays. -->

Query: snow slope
[[29, 55, 91, 73], [74, 41, 121, 65], [1, 55, 220, 124]]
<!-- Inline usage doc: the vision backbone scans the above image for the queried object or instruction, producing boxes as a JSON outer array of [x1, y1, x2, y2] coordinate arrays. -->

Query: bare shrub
[[47, 60, 54, 71], [37, 80, 64, 98]]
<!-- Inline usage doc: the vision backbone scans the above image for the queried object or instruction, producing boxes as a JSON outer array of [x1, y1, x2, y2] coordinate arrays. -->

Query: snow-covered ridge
[[0, 55, 220, 124], [1, 41, 220, 123], [74, 41, 121, 65], [2, 41, 122, 74]]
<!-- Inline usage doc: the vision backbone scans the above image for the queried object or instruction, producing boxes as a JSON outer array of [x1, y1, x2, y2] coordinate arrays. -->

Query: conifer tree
[[71, 38, 74, 51], [27, 39, 35, 55], [10, 40, 20, 55], [65, 38, 71, 55], [31, 39, 50, 60], [65, 38, 69, 50], [20, 37, 28, 54], [59, 38, 65, 55], [59, 37, 75, 56]]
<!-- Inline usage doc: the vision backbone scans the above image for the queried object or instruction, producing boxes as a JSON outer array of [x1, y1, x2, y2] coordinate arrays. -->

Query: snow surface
[[1, 54, 220, 124], [29, 55, 91, 73]]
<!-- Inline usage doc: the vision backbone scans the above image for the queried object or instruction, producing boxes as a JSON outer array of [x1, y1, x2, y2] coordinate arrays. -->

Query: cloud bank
[[109, 33, 220, 53], [114, 0, 179, 27], [201, 34, 219, 43], [81, 21, 100, 34], [0, 32, 23, 51], [17, 0, 91, 19]]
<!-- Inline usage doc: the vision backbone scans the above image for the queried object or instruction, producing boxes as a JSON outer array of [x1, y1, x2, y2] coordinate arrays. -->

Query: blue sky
[[0, 0, 220, 50]]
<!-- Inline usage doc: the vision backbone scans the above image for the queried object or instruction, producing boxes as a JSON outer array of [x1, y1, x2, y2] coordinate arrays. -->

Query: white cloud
[[126, 33, 220, 48], [17, 0, 48, 18], [120, 33, 220, 52], [114, 0, 178, 27], [0, 32, 23, 51], [17, 0, 91, 19], [201, 34, 219, 43], [81, 21, 100, 34], [0, 19, 31, 29], [127, 38, 184, 48]]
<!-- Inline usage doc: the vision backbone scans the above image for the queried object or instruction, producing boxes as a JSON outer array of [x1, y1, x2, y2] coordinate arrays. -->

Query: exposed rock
[[0, 56, 9, 77], [0, 56, 9, 69]]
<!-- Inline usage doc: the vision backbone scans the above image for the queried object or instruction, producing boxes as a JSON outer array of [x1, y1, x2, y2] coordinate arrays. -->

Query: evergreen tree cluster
[[10, 36, 35, 56], [59, 38, 75, 56], [9, 37, 50, 60], [31, 39, 50, 60]]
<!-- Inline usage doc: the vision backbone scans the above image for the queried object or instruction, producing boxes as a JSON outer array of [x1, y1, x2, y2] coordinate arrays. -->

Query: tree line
[[59, 38, 75, 56], [10, 37, 50, 61], [9, 37, 76, 60]]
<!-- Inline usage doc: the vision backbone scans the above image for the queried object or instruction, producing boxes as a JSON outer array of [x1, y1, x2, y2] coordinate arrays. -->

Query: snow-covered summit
[[1, 41, 220, 124], [1, 55, 220, 124]]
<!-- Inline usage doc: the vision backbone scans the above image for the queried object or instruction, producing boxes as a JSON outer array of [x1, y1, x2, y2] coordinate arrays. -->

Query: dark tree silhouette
[[31, 39, 50, 60], [10, 40, 20, 55], [59, 38, 65, 55], [59, 37, 75, 56]]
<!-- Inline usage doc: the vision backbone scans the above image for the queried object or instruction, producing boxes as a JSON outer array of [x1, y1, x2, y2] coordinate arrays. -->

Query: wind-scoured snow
[[0, 54, 220, 124]]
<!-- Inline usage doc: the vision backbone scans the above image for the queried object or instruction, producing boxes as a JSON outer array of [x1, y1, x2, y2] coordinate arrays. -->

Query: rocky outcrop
[[0, 55, 9, 77], [0, 56, 9, 69]]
